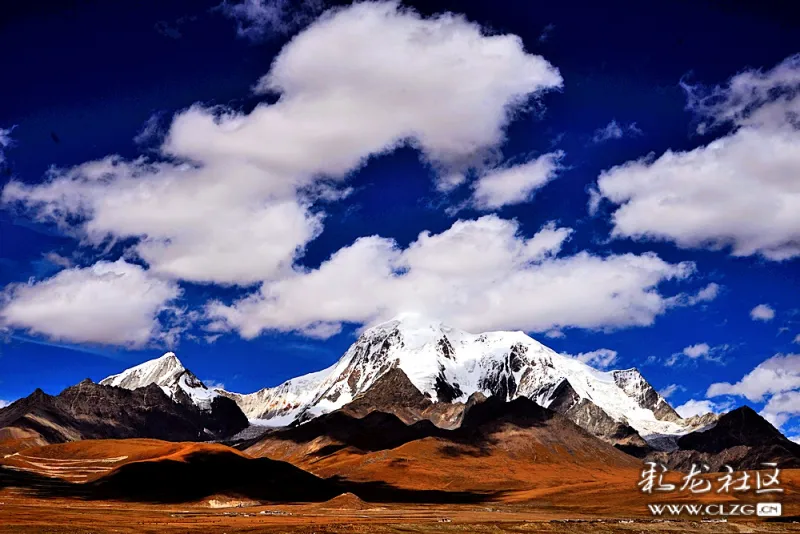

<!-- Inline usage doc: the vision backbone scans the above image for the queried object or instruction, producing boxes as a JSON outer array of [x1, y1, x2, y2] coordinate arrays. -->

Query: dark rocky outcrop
[[0, 379, 248, 449], [648, 406, 800, 471]]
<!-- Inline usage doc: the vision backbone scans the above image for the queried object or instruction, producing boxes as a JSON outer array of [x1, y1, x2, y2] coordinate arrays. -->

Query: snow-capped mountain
[[218, 313, 693, 444], [100, 352, 218, 411]]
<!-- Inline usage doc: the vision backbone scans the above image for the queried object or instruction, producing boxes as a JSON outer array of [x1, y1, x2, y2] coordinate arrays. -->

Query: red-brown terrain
[[1, 437, 798, 533], [2, 355, 799, 532], [2, 392, 797, 533]]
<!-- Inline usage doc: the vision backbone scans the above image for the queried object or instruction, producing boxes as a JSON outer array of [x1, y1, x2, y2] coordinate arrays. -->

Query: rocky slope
[[647, 406, 800, 471], [245, 389, 642, 493], [0, 379, 247, 452], [220, 314, 691, 447]]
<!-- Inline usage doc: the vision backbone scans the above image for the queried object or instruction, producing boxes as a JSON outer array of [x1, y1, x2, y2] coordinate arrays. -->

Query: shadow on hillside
[[265, 396, 554, 459], [0, 450, 497, 505]]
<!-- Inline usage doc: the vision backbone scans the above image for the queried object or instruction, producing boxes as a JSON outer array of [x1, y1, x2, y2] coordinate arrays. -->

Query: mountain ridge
[[217, 314, 694, 448], [0, 379, 248, 452]]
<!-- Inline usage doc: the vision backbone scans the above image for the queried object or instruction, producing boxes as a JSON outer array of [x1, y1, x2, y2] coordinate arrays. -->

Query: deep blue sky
[[0, 0, 798, 433]]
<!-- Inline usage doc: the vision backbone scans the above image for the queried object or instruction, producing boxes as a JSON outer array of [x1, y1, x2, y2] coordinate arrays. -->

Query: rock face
[[221, 314, 691, 447], [611, 369, 681, 423], [647, 406, 800, 471], [337, 367, 466, 429], [0, 379, 248, 450], [546, 378, 648, 448]]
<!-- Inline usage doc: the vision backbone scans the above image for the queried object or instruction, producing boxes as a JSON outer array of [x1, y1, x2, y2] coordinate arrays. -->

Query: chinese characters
[[638, 462, 783, 494]]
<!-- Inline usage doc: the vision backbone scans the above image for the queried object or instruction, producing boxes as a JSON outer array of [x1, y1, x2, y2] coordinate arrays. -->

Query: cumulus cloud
[[0, 399, 10, 409], [3, 3, 563, 286], [567, 348, 618, 370], [707, 353, 800, 402], [674, 399, 728, 419], [3, 156, 325, 285], [750, 304, 776, 321], [591, 120, 642, 143], [760, 390, 800, 428], [0, 260, 183, 347], [594, 54, 800, 261], [658, 384, 685, 399], [206, 215, 697, 339], [471, 151, 564, 210]]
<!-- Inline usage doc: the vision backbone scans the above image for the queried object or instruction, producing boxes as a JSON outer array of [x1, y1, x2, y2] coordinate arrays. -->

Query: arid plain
[[1, 439, 797, 533]]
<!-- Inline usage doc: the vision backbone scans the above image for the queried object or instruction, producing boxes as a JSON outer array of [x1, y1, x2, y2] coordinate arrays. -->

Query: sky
[[0, 0, 799, 437]]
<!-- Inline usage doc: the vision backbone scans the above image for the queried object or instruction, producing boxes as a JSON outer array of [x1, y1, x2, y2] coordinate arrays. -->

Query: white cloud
[[0, 260, 183, 347], [591, 120, 642, 143], [545, 329, 565, 339], [683, 53, 800, 133], [795, 334, 800, 344], [750, 304, 776, 321], [658, 384, 685, 399], [0, 399, 10, 409], [471, 151, 564, 210], [683, 343, 711, 359], [567, 348, 618, 370], [663, 282, 721, 309], [218, 0, 324, 40], [3, 156, 325, 286], [693, 282, 720, 303], [707, 353, 800, 402], [674, 399, 728, 419], [595, 54, 800, 261], [206, 215, 697, 339], [665, 342, 728, 366], [789, 435, 800, 445], [760, 390, 800, 428], [3, 2, 563, 287]]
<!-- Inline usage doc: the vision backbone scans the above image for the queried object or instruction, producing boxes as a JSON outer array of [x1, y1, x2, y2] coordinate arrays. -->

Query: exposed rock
[[0, 380, 248, 451], [612, 369, 681, 423], [648, 406, 800, 471]]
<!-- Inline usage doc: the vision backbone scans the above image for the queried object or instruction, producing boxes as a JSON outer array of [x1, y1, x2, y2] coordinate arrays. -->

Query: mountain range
[[1, 314, 798, 475], [215, 314, 702, 452]]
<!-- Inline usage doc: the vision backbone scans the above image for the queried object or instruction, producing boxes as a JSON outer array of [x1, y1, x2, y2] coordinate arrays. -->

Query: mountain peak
[[99, 352, 218, 411], [158, 351, 183, 366]]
